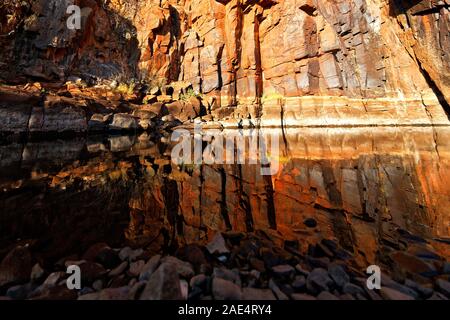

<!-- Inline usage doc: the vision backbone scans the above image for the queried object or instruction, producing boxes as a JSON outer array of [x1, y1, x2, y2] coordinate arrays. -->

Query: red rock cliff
[[1, 0, 449, 125]]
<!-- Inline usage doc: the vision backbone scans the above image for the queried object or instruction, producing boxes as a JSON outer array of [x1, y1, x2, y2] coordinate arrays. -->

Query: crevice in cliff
[[254, 12, 263, 120], [198, 163, 205, 232], [161, 172, 181, 251], [236, 164, 254, 232], [417, 59, 450, 120], [411, 5, 450, 16], [263, 174, 277, 230], [219, 167, 232, 230], [226, 2, 244, 108], [391, 5, 450, 120]]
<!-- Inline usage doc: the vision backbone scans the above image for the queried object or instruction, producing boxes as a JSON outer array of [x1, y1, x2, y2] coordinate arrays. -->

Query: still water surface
[[1, 127, 449, 265]]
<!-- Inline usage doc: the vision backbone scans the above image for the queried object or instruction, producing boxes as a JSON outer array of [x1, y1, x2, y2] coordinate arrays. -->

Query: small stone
[[206, 233, 230, 255], [292, 276, 307, 291], [140, 263, 182, 300], [213, 268, 241, 286], [389, 251, 438, 277], [317, 291, 340, 300], [6, 283, 34, 300], [30, 264, 45, 283], [404, 279, 433, 298], [0, 245, 33, 287], [250, 258, 265, 273], [128, 278, 137, 287], [272, 264, 295, 278], [180, 280, 189, 300], [306, 268, 333, 294], [295, 264, 310, 276], [79, 287, 95, 296], [407, 245, 442, 260], [304, 218, 317, 228], [96, 248, 121, 269], [92, 280, 103, 291], [108, 275, 129, 288], [129, 260, 145, 277], [128, 281, 146, 300], [109, 261, 128, 277], [212, 278, 242, 300], [443, 262, 450, 274], [217, 255, 228, 263], [250, 270, 261, 281], [380, 287, 415, 300], [42, 272, 65, 288], [175, 244, 207, 270], [436, 279, 450, 296], [109, 113, 138, 131], [190, 274, 208, 289], [79, 262, 107, 284], [199, 263, 211, 275], [54, 255, 77, 268], [242, 288, 276, 300], [260, 248, 282, 269], [188, 286, 204, 301], [161, 114, 176, 122], [291, 293, 317, 300], [328, 264, 349, 288], [139, 255, 161, 281], [83, 243, 107, 261], [64, 260, 86, 268], [88, 114, 112, 131], [161, 256, 194, 279], [32, 285, 77, 300], [269, 279, 289, 300], [382, 274, 420, 299], [306, 256, 330, 269], [119, 247, 132, 261]]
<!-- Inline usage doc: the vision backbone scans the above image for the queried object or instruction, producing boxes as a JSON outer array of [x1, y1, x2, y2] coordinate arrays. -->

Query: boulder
[[109, 113, 138, 131]]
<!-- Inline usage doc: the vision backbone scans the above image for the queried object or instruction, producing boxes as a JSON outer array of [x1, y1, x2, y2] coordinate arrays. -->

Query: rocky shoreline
[[1, 81, 449, 138], [0, 228, 449, 301], [0, 81, 220, 135]]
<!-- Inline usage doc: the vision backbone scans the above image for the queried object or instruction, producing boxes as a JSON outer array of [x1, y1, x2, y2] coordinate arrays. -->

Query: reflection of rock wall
[[163, 128, 450, 265], [2, 127, 449, 264], [1, 1, 449, 125]]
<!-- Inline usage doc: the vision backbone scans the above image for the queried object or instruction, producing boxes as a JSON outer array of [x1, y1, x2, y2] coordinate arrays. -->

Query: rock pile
[[0, 230, 448, 300], [0, 81, 215, 134]]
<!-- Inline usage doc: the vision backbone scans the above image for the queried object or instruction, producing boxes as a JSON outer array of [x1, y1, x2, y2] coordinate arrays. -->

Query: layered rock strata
[[0, 0, 449, 126]]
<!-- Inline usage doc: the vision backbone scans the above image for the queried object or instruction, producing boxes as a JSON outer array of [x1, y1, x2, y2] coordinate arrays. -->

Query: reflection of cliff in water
[[0, 128, 449, 266]]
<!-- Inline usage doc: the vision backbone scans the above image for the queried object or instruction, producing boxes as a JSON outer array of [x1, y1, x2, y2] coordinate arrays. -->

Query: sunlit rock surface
[[0, 0, 449, 126]]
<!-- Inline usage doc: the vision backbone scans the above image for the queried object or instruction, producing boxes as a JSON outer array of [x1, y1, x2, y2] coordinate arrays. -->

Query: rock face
[[0, 0, 449, 126]]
